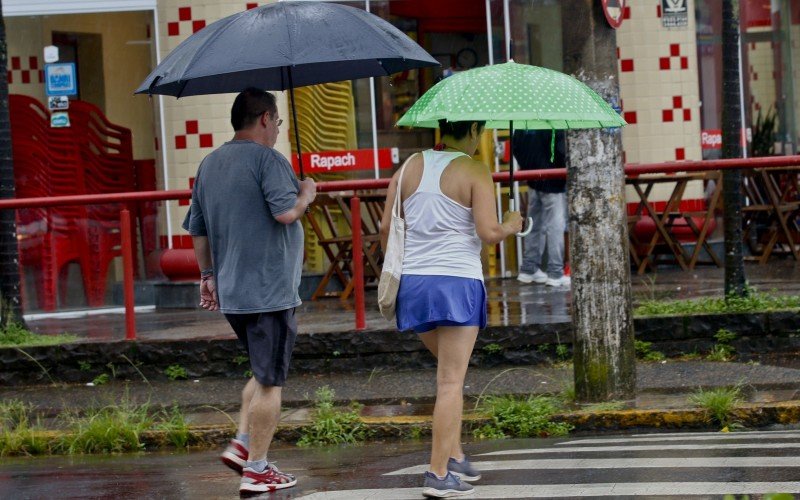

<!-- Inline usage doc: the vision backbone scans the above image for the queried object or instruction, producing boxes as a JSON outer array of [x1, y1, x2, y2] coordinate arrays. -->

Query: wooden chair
[[742, 167, 800, 263], [307, 195, 354, 300], [627, 172, 722, 274], [333, 191, 386, 299]]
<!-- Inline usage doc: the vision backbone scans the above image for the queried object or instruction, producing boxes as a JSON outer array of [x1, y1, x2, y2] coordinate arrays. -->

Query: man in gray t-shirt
[[183, 88, 315, 495]]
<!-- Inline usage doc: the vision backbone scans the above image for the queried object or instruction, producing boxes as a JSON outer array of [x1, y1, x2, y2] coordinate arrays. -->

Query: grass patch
[[581, 401, 628, 412], [634, 340, 666, 361], [688, 386, 744, 430], [1, 397, 194, 456], [555, 344, 570, 363], [0, 400, 50, 456], [635, 290, 800, 317], [483, 343, 503, 355], [59, 399, 152, 454], [707, 328, 737, 362], [154, 405, 191, 448], [474, 395, 572, 440], [0, 324, 78, 347], [164, 364, 189, 381], [297, 386, 371, 447]]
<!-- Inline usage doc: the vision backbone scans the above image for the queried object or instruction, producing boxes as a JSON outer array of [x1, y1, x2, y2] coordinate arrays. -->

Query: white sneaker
[[517, 270, 548, 284], [545, 275, 571, 287]]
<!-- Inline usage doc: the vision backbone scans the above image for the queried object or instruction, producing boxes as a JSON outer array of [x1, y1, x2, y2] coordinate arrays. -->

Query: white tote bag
[[378, 164, 408, 321]]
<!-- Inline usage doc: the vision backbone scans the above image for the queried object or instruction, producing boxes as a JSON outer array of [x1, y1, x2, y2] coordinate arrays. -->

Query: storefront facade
[[4, 0, 799, 310]]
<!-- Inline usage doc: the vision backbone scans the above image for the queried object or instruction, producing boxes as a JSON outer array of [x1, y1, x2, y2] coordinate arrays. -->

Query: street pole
[[0, 2, 24, 326], [721, 0, 747, 298], [562, 0, 635, 403]]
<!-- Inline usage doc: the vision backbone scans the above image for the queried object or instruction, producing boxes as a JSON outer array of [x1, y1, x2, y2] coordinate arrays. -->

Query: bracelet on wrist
[[200, 268, 214, 278]]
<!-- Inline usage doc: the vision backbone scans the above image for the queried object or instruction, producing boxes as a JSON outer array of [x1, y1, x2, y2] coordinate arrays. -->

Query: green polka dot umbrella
[[397, 60, 626, 237], [397, 60, 626, 130]]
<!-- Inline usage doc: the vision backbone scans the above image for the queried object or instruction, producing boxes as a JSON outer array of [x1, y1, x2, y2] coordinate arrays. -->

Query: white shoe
[[545, 275, 571, 287], [517, 270, 548, 284]]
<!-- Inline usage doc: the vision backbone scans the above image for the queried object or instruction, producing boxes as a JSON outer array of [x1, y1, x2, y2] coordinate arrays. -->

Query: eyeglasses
[[273, 117, 283, 127]]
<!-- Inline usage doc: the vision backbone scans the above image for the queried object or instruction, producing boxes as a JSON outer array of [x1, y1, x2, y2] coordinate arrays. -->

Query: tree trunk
[[721, 0, 748, 298], [0, 1, 25, 326], [562, 0, 635, 403]]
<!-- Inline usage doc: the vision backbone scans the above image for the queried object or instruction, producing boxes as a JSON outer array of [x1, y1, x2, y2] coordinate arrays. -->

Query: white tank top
[[401, 149, 483, 280]]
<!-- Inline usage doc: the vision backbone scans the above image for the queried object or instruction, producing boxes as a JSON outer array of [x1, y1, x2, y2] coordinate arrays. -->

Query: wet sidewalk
[[23, 261, 800, 342], [3, 359, 799, 431]]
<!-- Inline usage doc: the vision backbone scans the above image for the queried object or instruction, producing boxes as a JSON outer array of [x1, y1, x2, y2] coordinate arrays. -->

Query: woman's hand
[[501, 210, 524, 236]]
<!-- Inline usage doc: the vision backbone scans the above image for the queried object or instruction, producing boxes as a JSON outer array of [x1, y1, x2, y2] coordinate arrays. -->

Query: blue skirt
[[396, 275, 487, 334]]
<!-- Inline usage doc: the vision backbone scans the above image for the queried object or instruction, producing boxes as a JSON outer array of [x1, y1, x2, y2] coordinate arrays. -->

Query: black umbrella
[[136, 1, 439, 177]]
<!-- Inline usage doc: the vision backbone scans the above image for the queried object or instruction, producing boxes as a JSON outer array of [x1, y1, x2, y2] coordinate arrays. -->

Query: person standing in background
[[513, 129, 571, 288]]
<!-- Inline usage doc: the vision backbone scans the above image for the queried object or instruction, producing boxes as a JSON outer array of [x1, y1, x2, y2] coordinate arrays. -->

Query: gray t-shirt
[[182, 140, 303, 314]]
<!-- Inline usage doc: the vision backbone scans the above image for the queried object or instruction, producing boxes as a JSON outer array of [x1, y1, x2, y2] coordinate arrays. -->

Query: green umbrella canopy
[[397, 60, 626, 130]]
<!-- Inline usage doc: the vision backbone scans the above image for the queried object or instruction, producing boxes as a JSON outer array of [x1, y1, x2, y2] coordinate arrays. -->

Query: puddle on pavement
[[359, 403, 435, 418]]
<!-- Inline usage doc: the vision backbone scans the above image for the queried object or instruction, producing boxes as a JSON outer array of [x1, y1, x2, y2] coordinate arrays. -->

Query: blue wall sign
[[45, 63, 77, 96]]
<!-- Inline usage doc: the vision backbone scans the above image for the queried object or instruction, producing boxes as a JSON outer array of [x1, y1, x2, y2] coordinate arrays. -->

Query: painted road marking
[[297, 482, 800, 499], [478, 442, 800, 456], [384, 456, 800, 475], [558, 430, 800, 445]]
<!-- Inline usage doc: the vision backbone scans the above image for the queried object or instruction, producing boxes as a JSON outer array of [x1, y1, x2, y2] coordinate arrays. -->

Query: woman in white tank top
[[380, 120, 523, 498]]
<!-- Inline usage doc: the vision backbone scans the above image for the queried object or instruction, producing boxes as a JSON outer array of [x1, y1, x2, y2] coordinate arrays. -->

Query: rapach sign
[[291, 148, 399, 174]]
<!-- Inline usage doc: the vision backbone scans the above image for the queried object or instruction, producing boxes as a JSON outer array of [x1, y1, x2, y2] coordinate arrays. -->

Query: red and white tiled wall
[[616, 0, 705, 203], [746, 30, 777, 119], [157, 0, 290, 243], [616, 0, 703, 165], [6, 17, 45, 99], [793, 23, 800, 146]]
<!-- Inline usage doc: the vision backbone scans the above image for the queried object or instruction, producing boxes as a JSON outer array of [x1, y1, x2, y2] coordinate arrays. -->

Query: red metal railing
[[1, 154, 799, 338]]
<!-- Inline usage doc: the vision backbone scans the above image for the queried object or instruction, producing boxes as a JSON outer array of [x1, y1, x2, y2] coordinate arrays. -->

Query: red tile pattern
[[620, 59, 634, 72], [175, 120, 214, 150], [8, 55, 44, 85], [168, 6, 207, 37], [662, 95, 692, 123], [659, 44, 689, 71]]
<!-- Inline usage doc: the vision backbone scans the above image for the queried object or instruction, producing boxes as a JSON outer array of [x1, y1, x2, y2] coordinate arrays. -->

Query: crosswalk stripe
[[296, 482, 800, 499], [478, 442, 800, 456], [558, 430, 800, 445], [384, 456, 800, 475]]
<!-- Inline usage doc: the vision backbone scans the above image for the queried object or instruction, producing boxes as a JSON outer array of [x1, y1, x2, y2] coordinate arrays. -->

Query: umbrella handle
[[517, 217, 534, 237], [508, 199, 533, 237]]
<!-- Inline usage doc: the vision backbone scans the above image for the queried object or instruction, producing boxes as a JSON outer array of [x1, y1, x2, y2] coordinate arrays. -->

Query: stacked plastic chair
[[11, 95, 142, 310], [68, 100, 138, 306], [10, 95, 92, 311]]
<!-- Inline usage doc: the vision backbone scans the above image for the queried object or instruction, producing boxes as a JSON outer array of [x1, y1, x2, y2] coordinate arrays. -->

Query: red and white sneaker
[[240, 463, 297, 494], [220, 438, 248, 475]]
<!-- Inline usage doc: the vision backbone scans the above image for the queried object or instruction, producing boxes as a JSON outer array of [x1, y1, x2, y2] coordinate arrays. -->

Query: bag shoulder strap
[[392, 153, 415, 219]]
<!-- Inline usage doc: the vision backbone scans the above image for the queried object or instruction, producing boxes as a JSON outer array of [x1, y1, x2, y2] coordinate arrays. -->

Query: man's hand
[[299, 178, 317, 204], [199, 276, 219, 311]]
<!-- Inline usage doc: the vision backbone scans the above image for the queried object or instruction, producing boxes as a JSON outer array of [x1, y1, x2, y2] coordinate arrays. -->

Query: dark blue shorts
[[396, 275, 487, 334], [225, 308, 297, 387]]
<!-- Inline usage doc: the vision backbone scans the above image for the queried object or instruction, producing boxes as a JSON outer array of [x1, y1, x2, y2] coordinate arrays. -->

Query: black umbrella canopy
[[136, 1, 439, 97]]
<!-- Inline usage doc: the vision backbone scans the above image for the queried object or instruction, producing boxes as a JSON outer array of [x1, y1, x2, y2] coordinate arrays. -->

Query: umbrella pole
[[288, 67, 304, 180], [509, 121, 533, 241], [509, 121, 515, 200]]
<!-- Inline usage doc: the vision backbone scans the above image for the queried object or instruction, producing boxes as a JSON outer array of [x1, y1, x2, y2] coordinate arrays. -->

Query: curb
[[155, 399, 800, 447], [9, 400, 800, 456]]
